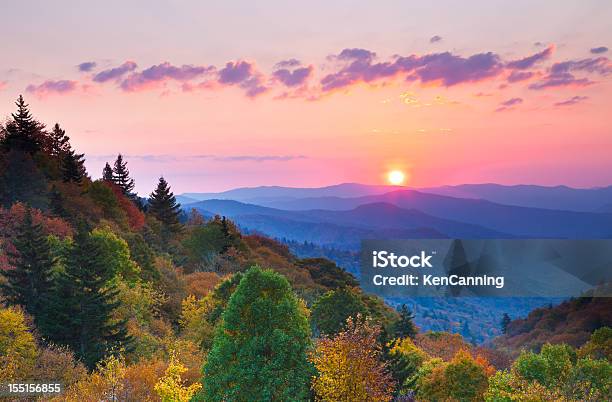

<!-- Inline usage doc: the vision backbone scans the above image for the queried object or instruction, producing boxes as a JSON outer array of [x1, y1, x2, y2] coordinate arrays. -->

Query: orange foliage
[[415, 331, 473, 362], [106, 182, 145, 230], [183, 271, 222, 298], [0, 202, 73, 238]]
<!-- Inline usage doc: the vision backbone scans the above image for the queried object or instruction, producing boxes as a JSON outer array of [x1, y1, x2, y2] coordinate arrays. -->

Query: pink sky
[[1, 1, 611, 194]]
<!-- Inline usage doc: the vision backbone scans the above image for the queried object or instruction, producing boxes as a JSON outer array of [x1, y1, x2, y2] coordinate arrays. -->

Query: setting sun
[[387, 170, 406, 185]]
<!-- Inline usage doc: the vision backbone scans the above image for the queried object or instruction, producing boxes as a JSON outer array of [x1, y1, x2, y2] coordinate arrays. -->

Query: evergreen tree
[[199, 267, 312, 401], [48, 185, 68, 218], [1, 207, 55, 322], [112, 154, 135, 197], [41, 226, 131, 369], [1, 95, 45, 154], [48, 123, 70, 157], [391, 304, 418, 339], [61, 149, 86, 183], [501, 313, 511, 334], [102, 162, 114, 181], [148, 176, 181, 234]]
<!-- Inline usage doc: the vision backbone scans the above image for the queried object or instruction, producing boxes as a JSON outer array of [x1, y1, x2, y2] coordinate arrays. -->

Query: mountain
[[181, 183, 405, 203], [187, 199, 508, 249], [259, 190, 612, 238], [299, 203, 506, 238], [418, 183, 612, 212]]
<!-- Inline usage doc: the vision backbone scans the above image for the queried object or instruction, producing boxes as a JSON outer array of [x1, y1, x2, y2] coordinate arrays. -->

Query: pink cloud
[[93, 61, 138, 83], [119, 62, 215, 92], [26, 80, 78, 97]]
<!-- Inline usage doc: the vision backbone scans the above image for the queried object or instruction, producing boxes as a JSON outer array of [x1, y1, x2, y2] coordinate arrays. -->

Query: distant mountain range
[[181, 183, 612, 212], [184, 186, 612, 245]]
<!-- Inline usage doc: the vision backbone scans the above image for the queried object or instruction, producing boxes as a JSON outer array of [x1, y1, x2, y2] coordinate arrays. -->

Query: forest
[[0, 96, 610, 401]]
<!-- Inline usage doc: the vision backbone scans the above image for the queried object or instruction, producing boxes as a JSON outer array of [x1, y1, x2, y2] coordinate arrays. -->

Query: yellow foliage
[[179, 294, 215, 350], [310, 316, 394, 401], [0, 306, 37, 381], [154, 353, 202, 402]]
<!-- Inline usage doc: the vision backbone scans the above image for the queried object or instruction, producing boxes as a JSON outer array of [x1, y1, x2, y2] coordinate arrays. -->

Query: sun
[[387, 170, 406, 185]]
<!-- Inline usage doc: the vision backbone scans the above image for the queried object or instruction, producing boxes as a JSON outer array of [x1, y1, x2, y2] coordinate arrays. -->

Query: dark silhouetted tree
[[102, 162, 114, 181], [148, 176, 181, 235], [1, 95, 45, 154], [112, 154, 135, 198], [48, 123, 70, 157], [1, 207, 55, 324], [62, 149, 86, 183]]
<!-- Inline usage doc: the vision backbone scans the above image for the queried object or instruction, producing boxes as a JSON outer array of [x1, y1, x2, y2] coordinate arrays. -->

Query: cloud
[[192, 154, 307, 162], [321, 49, 504, 91], [506, 45, 554, 69], [495, 97, 523, 112], [119, 62, 214, 91], [590, 46, 608, 54], [93, 61, 138, 83], [26, 80, 78, 96], [554, 95, 588, 107], [273, 65, 313, 87], [274, 59, 302, 68], [77, 61, 97, 72], [430, 35, 443, 43], [218, 61, 268, 97], [507, 70, 535, 83], [529, 56, 611, 90]]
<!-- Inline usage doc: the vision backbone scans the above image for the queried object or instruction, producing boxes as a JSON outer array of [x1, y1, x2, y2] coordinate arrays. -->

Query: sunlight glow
[[387, 170, 406, 185]]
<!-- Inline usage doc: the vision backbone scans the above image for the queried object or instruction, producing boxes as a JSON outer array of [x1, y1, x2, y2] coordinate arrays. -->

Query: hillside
[[491, 294, 612, 355]]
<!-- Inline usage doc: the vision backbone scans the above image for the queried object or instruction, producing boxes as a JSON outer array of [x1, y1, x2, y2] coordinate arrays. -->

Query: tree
[[48, 123, 70, 157], [310, 316, 395, 402], [386, 337, 429, 396], [415, 349, 489, 401], [102, 162, 114, 182], [501, 313, 511, 335], [0, 307, 38, 381], [62, 149, 86, 184], [200, 267, 312, 401], [112, 154, 135, 197], [1, 95, 44, 154], [391, 304, 417, 340], [155, 353, 202, 402], [148, 176, 181, 234], [311, 287, 367, 335], [41, 226, 131, 369], [1, 206, 55, 323]]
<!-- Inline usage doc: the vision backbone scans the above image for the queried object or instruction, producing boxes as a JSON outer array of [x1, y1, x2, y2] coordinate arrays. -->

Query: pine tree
[[49, 123, 70, 157], [501, 313, 511, 334], [1, 207, 55, 322], [62, 149, 86, 183], [1, 95, 45, 154], [102, 162, 114, 181], [391, 304, 418, 339], [148, 177, 182, 234], [41, 226, 131, 369], [112, 154, 135, 197]]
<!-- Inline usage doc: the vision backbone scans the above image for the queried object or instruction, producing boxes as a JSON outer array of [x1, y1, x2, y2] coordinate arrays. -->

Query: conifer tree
[[1, 207, 55, 322], [41, 225, 131, 369], [102, 162, 114, 181], [49, 123, 70, 157], [391, 304, 418, 339], [112, 154, 135, 197], [148, 176, 182, 234], [62, 149, 86, 183], [501, 313, 511, 334], [0, 95, 44, 154]]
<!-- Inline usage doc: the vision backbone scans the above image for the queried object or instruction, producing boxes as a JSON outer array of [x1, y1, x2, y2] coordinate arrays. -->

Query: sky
[[1, 1, 611, 194]]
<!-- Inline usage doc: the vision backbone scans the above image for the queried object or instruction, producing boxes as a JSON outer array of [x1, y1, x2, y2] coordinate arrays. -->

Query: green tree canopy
[[200, 267, 312, 401]]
